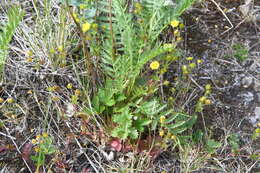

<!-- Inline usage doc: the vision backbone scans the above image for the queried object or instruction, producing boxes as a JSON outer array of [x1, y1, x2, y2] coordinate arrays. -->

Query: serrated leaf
[[134, 119, 151, 132], [105, 99, 116, 106], [206, 139, 221, 153], [164, 112, 179, 124], [116, 94, 126, 102], [92, 95, 100, 112], [166, 120, 186, 129]]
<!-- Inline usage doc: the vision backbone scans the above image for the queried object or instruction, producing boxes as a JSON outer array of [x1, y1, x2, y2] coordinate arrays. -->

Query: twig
[[65, 122, 105, 173], [0, 132, 16, 140], [209, 0, 233, 35], [3, 126, 33, 173], [108, 0, 116, 60], [188, 75, 204, 91]]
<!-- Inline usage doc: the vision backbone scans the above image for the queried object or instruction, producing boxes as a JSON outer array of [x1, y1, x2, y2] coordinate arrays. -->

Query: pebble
[[256, 92, 260, 103], [249, 107, 260, 125], [238, 91, 254, 104], [241, 76, 253, 88], [254, 81, 260, 92], [255, 107, 260, 118]]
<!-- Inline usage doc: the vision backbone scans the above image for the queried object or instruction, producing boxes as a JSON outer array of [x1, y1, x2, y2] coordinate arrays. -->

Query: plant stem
[[108, 0, 116, 60]]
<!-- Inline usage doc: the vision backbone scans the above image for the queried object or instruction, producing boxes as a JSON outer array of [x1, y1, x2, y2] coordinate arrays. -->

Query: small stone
[[249, 107, 260, 125], [255, 107, 260, 118], [256, 92, 260, 103], [254, 81, 260, 92], [249, 60, 260, 74], [241, 76, 253, 88], [238, 91, 254, 105]]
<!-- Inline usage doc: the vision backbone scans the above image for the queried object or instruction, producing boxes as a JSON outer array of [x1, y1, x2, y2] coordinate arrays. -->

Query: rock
[[238, 91, 254, 105], [249, 107, 260, 125], [241, 76, 253, 88], [249, 59, 260, 74], [254, 81, 260, 92], [255, 107, 260, 118], [256, 92, 260, 103]]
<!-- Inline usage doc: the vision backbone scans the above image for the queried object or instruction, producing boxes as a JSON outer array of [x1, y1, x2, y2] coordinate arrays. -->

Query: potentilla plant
[[65, 0, 197, 140], [31, 132, 57, 173]]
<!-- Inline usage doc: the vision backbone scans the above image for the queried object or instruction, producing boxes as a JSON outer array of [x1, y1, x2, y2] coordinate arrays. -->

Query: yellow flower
[[31, 139, 37, 144], [42, 132, 48, 138], [163, 80, 170, 86], [57, 45, 63, 52], [255, 128, 260, 133], [34, 146, 40, 152], [177, 37, 183, 41], [171, 135, 177, 140], [27, 90, 33, 94], [36, 135, 41, 141], [134, 2, 142, 13], [197, 59, 203, 64], [26, 57, 33, 63], [182, 65, 187, 72], [204, 99, 212, 105], [150, 61, 160, 70], [159, 130, 164, 137], [0, 98, 4, 103], [67, 83, 73, 89], [170, 20, 179, 28], [199, 96, 206, 103], [7, 98, 14, 103], [258, 123, 260, 127], [52, 96, 60, 102], [82, 22, 91, 33], [75, 89, 81, 96], [79, 4, 87, 9], [186, 57, 193, 61], [169, 97, 174, 101], [166, 133, 172, 138], [189, 63, 196, 69], [160, 116, 166, 123], [205, 84, 211, 90], [49, 48, 55, 54], [179, 23, 185, 29]]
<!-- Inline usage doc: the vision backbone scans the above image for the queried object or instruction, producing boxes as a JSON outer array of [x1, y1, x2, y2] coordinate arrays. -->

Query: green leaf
[[116, 93, 126, 102], [105, 99, 116, 106], [167, 120, 186, 129], [30, 155, 38, 162], [134, 119, 151, 132], [164, 112, 179, 124], [192, 130, 203, 143], [174, 0, 196, 17], [206, 139, 221, 153], [92, 95, 100, 112]]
